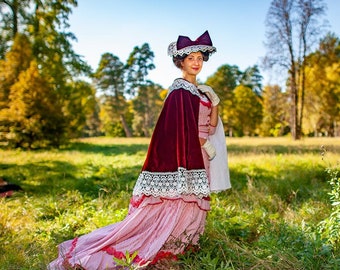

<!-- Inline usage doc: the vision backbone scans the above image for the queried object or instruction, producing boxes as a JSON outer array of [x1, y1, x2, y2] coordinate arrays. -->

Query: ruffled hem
[[129, 194, 210, 212], [48, 196, 208, 270], [61, 245, 179, 270], [102, 246, 178, 268]]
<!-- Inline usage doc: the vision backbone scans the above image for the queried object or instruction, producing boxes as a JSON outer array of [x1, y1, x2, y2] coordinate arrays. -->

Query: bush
[[318, 165, 340, 248]]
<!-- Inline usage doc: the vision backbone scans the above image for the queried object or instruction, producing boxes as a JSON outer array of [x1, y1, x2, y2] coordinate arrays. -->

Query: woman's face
[[181, 52, 204, 77]]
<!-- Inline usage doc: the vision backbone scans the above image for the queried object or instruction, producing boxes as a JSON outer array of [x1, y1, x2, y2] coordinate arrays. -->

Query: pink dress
[[48, 79, 219, 270]]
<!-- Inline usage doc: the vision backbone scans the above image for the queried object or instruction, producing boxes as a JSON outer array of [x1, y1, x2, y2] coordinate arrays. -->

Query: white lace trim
[[167, 79, 200, 99], [168, 42, 216, 57], [133, 167, 210, 198]]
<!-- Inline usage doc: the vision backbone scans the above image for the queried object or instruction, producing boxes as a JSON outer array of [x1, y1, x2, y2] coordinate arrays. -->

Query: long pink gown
[[48, 79, 228, 270]]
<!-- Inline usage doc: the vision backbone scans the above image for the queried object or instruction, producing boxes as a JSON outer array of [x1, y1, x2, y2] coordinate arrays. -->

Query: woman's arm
[[210, 105, 218, 129]]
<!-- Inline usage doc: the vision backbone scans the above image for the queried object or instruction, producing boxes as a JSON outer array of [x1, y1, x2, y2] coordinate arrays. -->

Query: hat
[[168, 30, 216, 58]]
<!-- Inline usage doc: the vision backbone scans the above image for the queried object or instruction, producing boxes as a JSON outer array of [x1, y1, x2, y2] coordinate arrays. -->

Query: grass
[[0, 137, 339, 269]]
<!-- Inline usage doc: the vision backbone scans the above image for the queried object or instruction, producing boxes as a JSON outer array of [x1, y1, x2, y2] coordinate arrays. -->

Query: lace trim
[[167, 78, 200, 99], [168, 42, 216, 57], [133, 167, 210, 198]]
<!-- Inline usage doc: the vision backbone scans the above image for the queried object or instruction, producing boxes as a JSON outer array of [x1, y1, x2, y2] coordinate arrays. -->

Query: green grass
[[0, 137, 339, 269]]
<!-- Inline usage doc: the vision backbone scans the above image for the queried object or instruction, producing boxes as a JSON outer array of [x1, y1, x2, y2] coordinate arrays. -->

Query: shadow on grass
[[227, 143, 340, 155], [65, 141, 339, 156], [61, 142, 149, 156], [0, 140, 333, 203], [0, 160, 141, 199], [1, 139, 338, 270]]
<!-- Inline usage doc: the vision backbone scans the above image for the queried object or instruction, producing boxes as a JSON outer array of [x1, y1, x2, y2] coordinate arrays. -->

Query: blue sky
[[69, 0, 340, 88]]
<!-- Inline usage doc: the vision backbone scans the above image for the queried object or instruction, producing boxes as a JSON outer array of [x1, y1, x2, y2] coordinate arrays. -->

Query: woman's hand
[[202, 140, 216, 160]]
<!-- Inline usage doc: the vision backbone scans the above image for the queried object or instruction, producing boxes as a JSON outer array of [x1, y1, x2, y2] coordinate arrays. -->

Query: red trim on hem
[[61, 237, 79, 269], [129, 195, 146, 208], [102, 245, 179, 267], [151, 250, 178, 264], [130, 195, 210, 211], [102, 246, 149, 267]]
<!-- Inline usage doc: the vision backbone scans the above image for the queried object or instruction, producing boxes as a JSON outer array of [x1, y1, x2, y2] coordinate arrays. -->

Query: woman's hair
[[172, 51, 210, 69]]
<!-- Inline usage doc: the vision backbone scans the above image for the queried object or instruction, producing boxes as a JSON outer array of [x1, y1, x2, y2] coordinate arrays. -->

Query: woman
[[48, 30, 230, 270]]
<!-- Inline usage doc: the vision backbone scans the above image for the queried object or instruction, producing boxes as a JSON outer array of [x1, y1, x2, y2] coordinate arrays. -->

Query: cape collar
[[167, 78, 201, 99]]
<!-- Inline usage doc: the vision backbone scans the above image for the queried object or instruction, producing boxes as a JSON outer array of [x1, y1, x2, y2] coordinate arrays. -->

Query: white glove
[[202, 140, 216, 161], [197, 85, 220, 106]]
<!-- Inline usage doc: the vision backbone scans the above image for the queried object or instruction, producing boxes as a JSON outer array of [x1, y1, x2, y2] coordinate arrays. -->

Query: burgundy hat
[[168, 30, 216, 58]]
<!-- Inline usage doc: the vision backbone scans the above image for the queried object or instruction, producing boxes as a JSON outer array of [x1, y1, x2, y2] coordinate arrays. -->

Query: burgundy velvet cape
[[133, 79, 210, 198], [143, 88, 204, 172]]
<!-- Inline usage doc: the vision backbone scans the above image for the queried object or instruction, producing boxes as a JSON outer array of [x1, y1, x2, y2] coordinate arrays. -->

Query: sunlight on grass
[[0, 137, 339, 269]]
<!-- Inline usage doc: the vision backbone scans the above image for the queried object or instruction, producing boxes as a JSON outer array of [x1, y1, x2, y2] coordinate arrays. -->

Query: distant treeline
[[0, 0, 339, 149]]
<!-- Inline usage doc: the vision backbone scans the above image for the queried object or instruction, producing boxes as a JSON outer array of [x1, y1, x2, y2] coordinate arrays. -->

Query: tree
[[131, 82, 163, 137], [0, 0, 30, 58], [303, 33, 340, 136], [205, 64, 242, 136], [1, 60, 65, 148], [82, 99, 102, 137], [264, 0, 326, 139], [94, 53, 132, 137], [29, 0, 89, 77], [233, 85, 263, 136], [240, 65, 263, 95], [28, 0, 91, 117], [260, 85, 288, 136], [0, 34, 32, 110], [63, 80, 97, 138], [206, 64, 264, 136], [98, 96, 126, 137], [95, 43, 156, 137], [82, 96, 102, 138], [125, 43, 155, 96], [0, 34, 34, 144], [0, 1, 93, 147]]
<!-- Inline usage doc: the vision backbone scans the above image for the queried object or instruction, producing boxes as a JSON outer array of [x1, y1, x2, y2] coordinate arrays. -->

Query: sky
[[69, 0, 340, 89]]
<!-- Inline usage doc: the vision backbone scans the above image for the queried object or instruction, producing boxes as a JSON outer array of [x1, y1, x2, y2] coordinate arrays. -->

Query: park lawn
[[0, 137, 339, 269]]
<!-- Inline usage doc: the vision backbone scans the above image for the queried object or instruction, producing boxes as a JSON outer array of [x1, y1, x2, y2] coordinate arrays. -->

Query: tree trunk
[[120, 114, 132, 137], [298, 35, 308, 140], [8, 0, 19, 36], [143, 111, 150, 137], [289, 59, 300, 140], [290, 83, 298, 140]]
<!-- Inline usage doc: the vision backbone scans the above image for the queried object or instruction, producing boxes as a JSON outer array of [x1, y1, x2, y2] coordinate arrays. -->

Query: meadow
[[0, 137, 339, 269]]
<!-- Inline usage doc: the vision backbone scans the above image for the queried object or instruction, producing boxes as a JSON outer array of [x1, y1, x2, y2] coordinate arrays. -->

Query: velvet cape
[[133, 79, 210, 198]]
